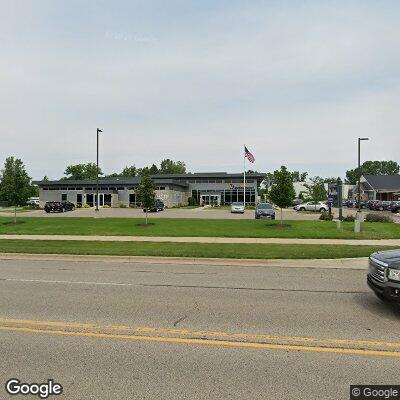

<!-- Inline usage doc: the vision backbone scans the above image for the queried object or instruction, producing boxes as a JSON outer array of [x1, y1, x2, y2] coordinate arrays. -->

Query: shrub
[[119, 203, 128, 208], [188, 197, 198, 206], [343, 215, 355, 222], [102, 204, 110, 208], [83, 204, 91, 208], [365, 213, 393, 223], [319, 212, 333, 221]]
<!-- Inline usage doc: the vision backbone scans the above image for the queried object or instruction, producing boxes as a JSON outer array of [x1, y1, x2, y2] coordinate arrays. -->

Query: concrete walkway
[[0, 234, 399, 246], [0, 252, 368, 269]]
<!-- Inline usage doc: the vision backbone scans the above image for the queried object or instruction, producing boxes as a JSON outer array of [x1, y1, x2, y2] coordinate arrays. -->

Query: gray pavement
[[1, 258, 400, 399], [3, 206, 398, 221]]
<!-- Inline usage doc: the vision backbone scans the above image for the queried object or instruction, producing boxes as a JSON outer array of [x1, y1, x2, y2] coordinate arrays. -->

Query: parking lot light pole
[[357, 137, 369, 213], [96, 128, 102, 212]]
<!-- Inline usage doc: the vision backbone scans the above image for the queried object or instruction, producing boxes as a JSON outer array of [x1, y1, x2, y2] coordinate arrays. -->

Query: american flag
[[244, 146, 255, 163]]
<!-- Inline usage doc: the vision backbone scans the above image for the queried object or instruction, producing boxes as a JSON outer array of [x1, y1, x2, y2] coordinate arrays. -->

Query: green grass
[[0, 240, 396, 259], [0, 217, 399, 239]]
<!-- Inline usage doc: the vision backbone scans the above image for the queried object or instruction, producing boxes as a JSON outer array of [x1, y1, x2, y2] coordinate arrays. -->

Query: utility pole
[[96, 128, 102, 212], [357, 137, 369, 213]]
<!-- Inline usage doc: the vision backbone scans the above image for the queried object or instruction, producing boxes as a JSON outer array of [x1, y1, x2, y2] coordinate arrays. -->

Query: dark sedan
[[44, 201, 75, 213], [255, 203, 275, 220]]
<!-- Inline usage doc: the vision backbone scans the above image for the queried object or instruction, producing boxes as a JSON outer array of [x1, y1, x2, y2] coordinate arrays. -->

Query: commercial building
[[355, 175, 400, 201], [34, 172, 264, 208]]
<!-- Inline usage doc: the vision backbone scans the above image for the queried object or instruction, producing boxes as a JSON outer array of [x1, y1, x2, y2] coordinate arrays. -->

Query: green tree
[[0, 157, 32, 223], [291, 171, 308, 182], [304, 177, 327, 211], [121, 165, 137, 177], [159, 159, 186, 174], [135, 174, 156, 224], [345, 160, 400, 184], [63, 163, 103, 180], [149, 164, 159, 175], [42, 175, 49, 182], [269, 166, 296, 225]]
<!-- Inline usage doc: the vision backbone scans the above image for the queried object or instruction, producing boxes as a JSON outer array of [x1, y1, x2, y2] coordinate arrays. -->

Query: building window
[[156, 186, 165, 190], [61, 193, 67, 201]]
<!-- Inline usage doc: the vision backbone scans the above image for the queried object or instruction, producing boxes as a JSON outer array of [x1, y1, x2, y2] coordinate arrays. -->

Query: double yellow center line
[[1, 318, 399, 358]]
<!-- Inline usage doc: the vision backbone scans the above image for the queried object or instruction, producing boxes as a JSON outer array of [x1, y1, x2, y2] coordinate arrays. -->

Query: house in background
[[355, 175, 400, 201]]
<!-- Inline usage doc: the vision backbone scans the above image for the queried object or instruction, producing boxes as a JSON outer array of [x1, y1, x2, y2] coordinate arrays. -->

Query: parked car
[[294, 201, 328, 212], [373, 201, 392, 211], [231, 202, 245, 214], [255, 203, 275, 220], [143, 199, 165, 212], [368, 249, 400, 303], [344, 200, 355, 208], [390, 201, 400, 213], [44, 201, 75, 213], [26, 198, 40, 208]]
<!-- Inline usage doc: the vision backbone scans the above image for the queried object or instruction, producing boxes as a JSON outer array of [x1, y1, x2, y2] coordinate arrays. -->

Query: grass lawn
[[0, 217, 399, 239], [0, 240, 395, 259]]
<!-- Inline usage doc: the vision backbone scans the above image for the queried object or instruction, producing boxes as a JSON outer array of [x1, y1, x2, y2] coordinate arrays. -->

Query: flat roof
[[33, 172, 265, 187]]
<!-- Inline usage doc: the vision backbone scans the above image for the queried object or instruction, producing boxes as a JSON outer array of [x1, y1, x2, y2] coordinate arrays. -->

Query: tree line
[[60, 159, 186, 180]]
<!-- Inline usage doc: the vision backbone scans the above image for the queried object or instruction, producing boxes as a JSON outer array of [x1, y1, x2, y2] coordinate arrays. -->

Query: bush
[[83, 204, 91, 208], [102, 204, 110, 208], [343, 215, 355, 222], [365, 213, 393, 223], [119, 204, 128, 208], [188, 197, 198, 206], [319, 212, 333, 221]]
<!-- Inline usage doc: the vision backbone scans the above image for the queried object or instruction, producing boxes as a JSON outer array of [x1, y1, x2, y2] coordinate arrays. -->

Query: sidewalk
[[0, 234, 400, 246], [0, 252, 368, 269]]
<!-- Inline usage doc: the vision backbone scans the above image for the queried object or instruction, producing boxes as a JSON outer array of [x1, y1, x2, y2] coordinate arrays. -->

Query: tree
[[269, 166, 296, 225], [159, 159, 186, 174], [135, 174, 156, 225], [63, 163, 103, 180], [121, 165, 137, 177], [303, 176, 327, 211], [42, 175, 49, 182], [0, 157, 32, 223], [149, 164, 159, 175], [323, 177, 337, 184], [345, 160, 400, 184], [291, 171, 308, 182]]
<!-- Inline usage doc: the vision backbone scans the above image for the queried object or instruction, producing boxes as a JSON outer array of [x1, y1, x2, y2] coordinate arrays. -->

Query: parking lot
[[2, 206, 399, 222]]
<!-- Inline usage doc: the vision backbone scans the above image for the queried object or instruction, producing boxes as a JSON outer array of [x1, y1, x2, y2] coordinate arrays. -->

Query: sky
[[1, 0, 399, 180]]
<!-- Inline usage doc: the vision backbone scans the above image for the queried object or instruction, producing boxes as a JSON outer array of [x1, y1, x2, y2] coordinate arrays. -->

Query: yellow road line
[[0, 318, 400, 350], [1, 325, 400, 358]]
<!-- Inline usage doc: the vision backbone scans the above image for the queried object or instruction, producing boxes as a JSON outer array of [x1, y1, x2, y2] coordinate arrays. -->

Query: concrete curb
[[0, 234, 400, 246], [0, 253, 368, 270]]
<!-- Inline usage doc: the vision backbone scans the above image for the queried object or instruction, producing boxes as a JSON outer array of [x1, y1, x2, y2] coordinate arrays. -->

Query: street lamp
[[357, 137, 369, 213], [96, 128, 102, 212]]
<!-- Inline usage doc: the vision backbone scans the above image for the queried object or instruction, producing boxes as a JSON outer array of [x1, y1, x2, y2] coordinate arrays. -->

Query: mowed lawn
[[0, 217, 399, 239], [0, 240, 395, 259]]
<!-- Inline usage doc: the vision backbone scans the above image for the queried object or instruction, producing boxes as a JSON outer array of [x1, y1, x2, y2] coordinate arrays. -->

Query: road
[[1, 258, 399, 399]]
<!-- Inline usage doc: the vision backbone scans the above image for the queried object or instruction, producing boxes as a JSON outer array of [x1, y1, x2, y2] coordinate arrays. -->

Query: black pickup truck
[[368, 250, 400, 303]]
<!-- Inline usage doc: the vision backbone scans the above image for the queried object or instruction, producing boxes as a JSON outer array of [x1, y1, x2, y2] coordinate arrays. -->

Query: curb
[[0, 253, 368, 270]]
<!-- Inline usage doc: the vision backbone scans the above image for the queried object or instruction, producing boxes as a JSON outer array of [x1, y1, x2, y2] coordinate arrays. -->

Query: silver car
[[231, 202, 245, 214], [295, 201, 328, 212], [255, 203, 275, 219]]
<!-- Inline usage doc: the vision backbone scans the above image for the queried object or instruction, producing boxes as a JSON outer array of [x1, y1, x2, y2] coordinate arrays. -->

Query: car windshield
[[257, 203, 272, 209], [232, 202, 244, 206]]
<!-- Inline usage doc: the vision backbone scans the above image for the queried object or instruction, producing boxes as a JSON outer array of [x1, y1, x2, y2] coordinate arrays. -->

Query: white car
[[231, 202, 245, 214], [295, 201, 328, 212]]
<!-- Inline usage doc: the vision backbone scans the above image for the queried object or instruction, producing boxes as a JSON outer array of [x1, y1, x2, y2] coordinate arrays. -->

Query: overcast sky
[[1, 0, 399, 180]]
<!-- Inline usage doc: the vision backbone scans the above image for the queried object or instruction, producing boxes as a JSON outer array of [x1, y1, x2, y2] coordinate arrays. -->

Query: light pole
[[357, 137, 369, 213], [96, 128, 102, 212]]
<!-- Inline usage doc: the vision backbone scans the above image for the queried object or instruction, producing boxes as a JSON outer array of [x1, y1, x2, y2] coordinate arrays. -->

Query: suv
[[44, 201, 75, 213], [373, 201, 392, 211], [389, 201, 400, 213], [368, 250, 400, 303], [143, 199, 165, 212], [255, 203, 275, 219]]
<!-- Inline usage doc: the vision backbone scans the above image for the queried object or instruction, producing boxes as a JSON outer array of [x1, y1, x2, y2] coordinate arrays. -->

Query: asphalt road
[[1, 259, 400, 399]]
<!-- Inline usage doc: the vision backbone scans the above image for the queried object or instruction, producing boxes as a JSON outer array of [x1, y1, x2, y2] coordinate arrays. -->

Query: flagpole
[[243, 144, 246, 208]]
